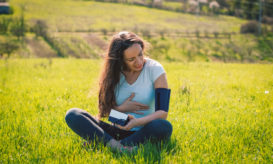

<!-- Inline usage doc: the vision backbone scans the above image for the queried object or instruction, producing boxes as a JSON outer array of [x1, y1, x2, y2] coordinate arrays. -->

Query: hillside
[[10, 0, 244, 33], [0, 0, 272, 62]]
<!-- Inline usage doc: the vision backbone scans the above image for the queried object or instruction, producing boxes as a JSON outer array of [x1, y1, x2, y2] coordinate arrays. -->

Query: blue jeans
[[65, 108, 173, 146]]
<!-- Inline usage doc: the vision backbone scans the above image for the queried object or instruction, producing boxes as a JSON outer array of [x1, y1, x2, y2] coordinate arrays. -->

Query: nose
[[135, 56, 142, 66]]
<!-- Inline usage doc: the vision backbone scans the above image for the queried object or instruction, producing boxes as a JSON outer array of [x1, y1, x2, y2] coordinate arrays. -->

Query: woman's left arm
[[138, 73, 169, 120], [117, 73, 169, 131]]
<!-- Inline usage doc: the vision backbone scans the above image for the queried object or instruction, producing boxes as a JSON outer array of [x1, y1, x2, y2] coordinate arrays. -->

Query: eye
[[127, 58, 135, 62]]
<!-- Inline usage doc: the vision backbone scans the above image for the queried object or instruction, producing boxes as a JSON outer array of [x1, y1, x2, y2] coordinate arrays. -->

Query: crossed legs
[[65, 108, 172, 146]]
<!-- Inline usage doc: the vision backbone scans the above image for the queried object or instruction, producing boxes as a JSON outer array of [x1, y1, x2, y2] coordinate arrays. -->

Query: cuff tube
[[155, 88, 171, 112]]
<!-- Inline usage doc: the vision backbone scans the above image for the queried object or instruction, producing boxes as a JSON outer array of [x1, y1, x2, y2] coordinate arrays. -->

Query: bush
[[0, 17, 11, 34], [8, 5, 14, 14], [195, 29, 200, 38], [209, 1, 220, 14], [158, 29, 168, 39], [257, 33, 273, 61], [31, 19, 48, 37], [10, 14, 27, 39], [101, 28, 108, 36], [0, 37, 20, 58], [213, 31, 219, 38], [240, 21, 259, 35], [262, 16, 273, 25], [141, 29, 151, 39]]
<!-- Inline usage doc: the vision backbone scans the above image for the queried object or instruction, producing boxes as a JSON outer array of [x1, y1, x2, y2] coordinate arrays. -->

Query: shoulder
[[145, 58, 163, 68], [144, 58, 165, 82], [145, 58, 161, 66]]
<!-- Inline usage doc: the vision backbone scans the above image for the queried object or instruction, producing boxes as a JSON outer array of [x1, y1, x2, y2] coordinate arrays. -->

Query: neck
[[123, 69, 140, 75]]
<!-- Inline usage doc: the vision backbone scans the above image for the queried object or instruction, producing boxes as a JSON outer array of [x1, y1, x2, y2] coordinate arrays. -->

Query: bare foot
[[107, 139, 137, 153]]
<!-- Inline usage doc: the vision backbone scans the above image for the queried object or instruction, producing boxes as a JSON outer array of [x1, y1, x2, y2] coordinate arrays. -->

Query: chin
[[135, 66, 143, 71]]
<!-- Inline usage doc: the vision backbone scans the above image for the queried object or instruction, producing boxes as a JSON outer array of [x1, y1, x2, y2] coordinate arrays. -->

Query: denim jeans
[[65, 108, 173, 146]]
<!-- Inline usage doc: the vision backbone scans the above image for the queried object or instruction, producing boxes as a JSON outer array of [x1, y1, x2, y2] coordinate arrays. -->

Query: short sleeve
[[149, 60, 165, 82]]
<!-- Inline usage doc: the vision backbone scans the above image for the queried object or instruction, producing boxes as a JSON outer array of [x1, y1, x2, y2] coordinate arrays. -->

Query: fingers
[[132, 111, 144, 115], [115, 124, 123, 129], [115, 115, 136, 131], [116, 124, 129, 131], [126, 93, 135, 101], [127, 114, 135, 119], [126, 93, 149, 109], [134, 102, 149, 109]]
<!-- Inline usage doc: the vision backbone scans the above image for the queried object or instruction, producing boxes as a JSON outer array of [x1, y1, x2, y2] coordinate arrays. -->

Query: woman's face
[[123, 43, 144, 72]]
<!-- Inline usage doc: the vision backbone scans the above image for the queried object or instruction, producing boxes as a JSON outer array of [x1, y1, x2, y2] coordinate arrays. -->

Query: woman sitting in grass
[[65, 31, 172, 152]]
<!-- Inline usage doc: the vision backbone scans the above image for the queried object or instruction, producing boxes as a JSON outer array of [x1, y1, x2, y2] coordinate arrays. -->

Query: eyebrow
[[126, 51, 142, 60]]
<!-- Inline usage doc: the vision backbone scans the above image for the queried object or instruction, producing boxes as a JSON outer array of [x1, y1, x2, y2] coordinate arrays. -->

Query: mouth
[[136, 64, 143, 69]]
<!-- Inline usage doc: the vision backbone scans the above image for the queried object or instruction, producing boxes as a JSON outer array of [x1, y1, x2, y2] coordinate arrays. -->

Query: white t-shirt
[[115, 58, 165, 131]]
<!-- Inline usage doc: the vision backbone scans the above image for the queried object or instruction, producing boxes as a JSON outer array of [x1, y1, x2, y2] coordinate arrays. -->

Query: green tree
[[0, 38, 19, 58], [10, 14, 27, 40], [32, 19, 48, 38], [242, 0, 259, 19], [0, 17, 11, 34]]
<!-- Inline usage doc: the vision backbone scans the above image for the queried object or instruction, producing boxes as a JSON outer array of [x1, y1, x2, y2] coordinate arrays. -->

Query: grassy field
[[0, 58, 272, 163], [1, 0, 272, 163], [0, 0, 271, 62], [10, 0, 244, 33]]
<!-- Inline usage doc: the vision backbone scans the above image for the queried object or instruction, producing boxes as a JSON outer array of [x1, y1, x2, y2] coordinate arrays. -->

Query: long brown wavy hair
[[98, 31, 146, 118]]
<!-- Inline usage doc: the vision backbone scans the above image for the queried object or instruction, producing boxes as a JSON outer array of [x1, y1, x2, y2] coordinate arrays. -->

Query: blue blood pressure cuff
[[155, 88, 171, 112]]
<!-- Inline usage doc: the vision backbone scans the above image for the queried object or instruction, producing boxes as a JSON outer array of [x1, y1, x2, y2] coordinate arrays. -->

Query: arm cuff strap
[[155, 88, 171, 112]]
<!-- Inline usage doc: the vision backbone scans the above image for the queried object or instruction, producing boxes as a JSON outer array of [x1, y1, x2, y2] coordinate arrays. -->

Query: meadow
[[1, 0, 272, 62], [10, 0, 244, 33], [1, 0, 272, 163], [0, 58, 272, 163]]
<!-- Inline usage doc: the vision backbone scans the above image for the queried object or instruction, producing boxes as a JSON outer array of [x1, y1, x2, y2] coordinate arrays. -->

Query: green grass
[[1, 32, 272, 62], [145, 34, 273, 62], [1, 0, 270, 62], [9, 0, 244, 33], [162, 1, 183, 11], [0, 58, 272, 163]]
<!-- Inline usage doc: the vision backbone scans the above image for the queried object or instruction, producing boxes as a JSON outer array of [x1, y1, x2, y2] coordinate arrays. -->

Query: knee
[[147, 119, 173, 138], [65, 108, 81, 124]]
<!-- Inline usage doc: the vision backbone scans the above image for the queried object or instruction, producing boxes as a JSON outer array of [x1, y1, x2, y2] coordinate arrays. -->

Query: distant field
[[0, 0, 270, 62], [163, 1, 183, 11], [0, 59, 272, 163], [2, 32, 269, 62], [10, 0, 244, 33]]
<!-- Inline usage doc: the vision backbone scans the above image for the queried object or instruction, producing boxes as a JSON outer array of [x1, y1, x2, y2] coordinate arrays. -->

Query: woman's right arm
[[115, 93, 149, 114]]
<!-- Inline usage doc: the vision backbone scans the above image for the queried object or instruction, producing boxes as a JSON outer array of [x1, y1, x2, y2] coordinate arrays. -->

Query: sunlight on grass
[[0, 59, 272, 163], [10, 0, 244, 33]]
